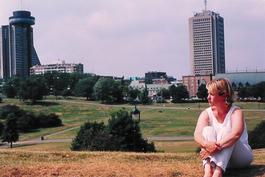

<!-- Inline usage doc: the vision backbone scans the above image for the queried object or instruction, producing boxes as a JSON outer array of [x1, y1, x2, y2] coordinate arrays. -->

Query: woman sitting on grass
[[194, 78, 253, 177]]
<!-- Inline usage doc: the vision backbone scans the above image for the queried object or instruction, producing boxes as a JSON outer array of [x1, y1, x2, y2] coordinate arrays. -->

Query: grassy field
[[0, 98, 265, 176], [1, 98, 265, 153], [2, 98, 265, 141], [0, 148, 265, 177]]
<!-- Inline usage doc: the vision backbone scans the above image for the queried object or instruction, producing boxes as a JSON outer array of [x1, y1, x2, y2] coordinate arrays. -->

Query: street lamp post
[[131, 104, 140, 122], [131, 104, 140, 151]]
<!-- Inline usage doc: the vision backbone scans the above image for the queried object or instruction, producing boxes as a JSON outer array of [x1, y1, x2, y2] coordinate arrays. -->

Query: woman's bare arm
[[216, 109, 244, 149], [194, 110, 209, 147], [194, 110, 218, 154]]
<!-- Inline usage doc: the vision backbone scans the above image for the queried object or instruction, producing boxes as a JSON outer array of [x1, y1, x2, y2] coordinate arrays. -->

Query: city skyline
[[0, 0, 264, 79]]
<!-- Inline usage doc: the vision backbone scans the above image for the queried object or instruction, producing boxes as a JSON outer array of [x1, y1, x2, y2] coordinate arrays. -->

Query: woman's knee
[[217, 127, 231, 140], [202, 126, 217, 141]]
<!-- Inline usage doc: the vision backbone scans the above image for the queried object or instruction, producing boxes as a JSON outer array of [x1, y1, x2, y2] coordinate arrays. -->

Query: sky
[[0, 0, 264, 79]]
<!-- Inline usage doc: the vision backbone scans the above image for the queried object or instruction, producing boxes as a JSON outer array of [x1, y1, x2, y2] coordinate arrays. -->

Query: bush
[[249, 120, 265, 149], [0, 105, 62, 132], [17, 112, 38, 132], [71, 109, 156, 152], [37, 113, 62, 128], [0, 105, 24, 119], [71, 122, 109, 151]]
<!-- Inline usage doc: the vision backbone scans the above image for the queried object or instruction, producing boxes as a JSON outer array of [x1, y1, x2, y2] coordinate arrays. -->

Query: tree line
[[0, 105, 62, 148], [2, 73, 264, 104], [235, 82, 265, 101], [1, 72, 191, 104], [196, 82, 265, 102]]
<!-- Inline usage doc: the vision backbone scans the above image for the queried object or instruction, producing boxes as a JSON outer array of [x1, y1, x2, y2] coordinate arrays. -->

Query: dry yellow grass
[[0, 149, 265, 177]]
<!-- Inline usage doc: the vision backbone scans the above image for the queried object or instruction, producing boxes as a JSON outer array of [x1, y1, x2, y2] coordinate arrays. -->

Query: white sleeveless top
[[206, 105, 249, 145]]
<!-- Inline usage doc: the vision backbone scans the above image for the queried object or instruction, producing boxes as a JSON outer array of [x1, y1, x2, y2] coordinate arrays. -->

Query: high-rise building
[[0, 10, 40, 79], [0, 26, 10, 79], [189, 10, 225, 76]]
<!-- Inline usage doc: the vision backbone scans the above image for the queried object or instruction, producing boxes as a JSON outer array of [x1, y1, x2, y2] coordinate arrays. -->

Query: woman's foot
[[212, 166, 223, 177], [203, 162, 213, 177]]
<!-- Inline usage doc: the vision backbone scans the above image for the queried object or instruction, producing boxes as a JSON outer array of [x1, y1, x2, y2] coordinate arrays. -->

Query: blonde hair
[[206, 78, 234, 105]]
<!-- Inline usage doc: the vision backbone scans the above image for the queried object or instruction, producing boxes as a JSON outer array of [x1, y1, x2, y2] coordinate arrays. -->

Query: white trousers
[[202, 126, 253, 171]]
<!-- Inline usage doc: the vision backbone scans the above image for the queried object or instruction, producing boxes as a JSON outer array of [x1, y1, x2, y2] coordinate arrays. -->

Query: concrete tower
[[8, 10, 40, 78], [189, 10, 225, 75], [0, 26, 10, 79]]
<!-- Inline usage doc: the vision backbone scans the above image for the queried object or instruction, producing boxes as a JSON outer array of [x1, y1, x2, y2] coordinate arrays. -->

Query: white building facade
[[30, 62, 83, 75], [189, 10, 225, 75]]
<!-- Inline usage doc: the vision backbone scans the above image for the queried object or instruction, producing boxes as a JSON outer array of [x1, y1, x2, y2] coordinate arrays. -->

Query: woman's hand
[[203, 141, 219, 154], [200, 142, 221, 160], [200, 148, 210, 160]]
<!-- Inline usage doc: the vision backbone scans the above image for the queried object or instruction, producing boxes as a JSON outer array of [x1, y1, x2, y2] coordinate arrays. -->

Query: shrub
[[108, 110, 155, 152], [71, 122, 107, 151], [37, 113, 62, 128], [0, 105, 24, 119], [17, 112, 39, 132], [249, 120, 265, 149], [0, 105, 62, 132], [71, 109, 156, 152]]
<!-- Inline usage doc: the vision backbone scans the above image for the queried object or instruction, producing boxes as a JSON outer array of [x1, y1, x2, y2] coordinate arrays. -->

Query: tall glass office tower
[[189, 10, 225, 75], [0, 26, 10, 79], [0, 10, 40, 79]]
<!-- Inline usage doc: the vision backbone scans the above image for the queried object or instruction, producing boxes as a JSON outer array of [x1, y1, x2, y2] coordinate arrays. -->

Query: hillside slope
[[0, 149, 265, 177]]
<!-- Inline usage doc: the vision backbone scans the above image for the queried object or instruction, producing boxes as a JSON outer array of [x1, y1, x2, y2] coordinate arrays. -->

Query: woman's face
[[207, 91, 225, 106]]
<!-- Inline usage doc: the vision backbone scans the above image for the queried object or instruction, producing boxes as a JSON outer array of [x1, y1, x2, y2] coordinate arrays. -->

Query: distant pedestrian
[[194, 78, 253, 177]]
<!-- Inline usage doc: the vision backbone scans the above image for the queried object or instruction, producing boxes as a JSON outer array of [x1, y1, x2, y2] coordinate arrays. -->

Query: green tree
[[139, 87, 152, 104], [238, 86, 252, 99], [197, 84, 208, 100], [43, 72, 71, 97], [107, 110, 155, 152], [93, 78, 123, 104], [127, 87, 140, 103], [2, 77, 20, 98], [2, 113, 19, 148], [252, 82, 265, 101], [0, 105, 62, 132], [18, 77, 47, 104], [16, 112, 38, 132], [238, 82, 243, 89], [0, 105, 24, 120], [112, 81, 124, 103], [249, 120, 265, 149], [43, 72, 56, 94], [53, 73, 71, 96], [232, 82, 237, 91], [71, 121, 110, 151], [170, 85, 189, 103], [68, 73, 87, 93], [157, 88, 170, 100], [37, 113, 62, 128], [61, 88, 72, 98]]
